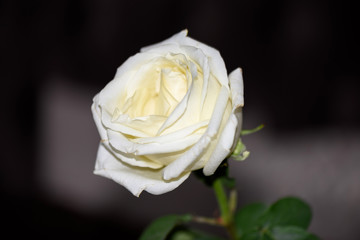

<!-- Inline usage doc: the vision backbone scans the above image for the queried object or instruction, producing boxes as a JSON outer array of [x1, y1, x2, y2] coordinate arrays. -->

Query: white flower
[[92, 30, 244, 196]]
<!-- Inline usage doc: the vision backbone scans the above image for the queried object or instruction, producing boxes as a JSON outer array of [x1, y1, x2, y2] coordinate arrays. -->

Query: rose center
[[120, 54, 191, 118]]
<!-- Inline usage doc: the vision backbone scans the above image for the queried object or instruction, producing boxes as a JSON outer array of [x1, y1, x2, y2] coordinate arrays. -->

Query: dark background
[[1, 0, 359, 239]]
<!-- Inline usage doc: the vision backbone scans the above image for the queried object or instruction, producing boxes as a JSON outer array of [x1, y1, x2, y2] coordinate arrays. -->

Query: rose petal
[[183, 40, 229, 88], [98, 52, 161, 113], [163, 135, 211, 180], [206, 86, 231, 137], [107, 129, 202, 155], [133, 120, 208, 144], [158, 64, 215, 137], [229, 68, 244, 109], [108, 111, 168, 137], [228, 68, 244, 151], [180, 45, 210, 108], [141, 30, 229, 88], [163, 86, 230, 180], [103, 140, 163, 169], [156, 68, 194, 135], [100, 107, 151, 138], [203, 113, 238, 175], [91, 94, 107, 140], [94, 144, 190, 196]]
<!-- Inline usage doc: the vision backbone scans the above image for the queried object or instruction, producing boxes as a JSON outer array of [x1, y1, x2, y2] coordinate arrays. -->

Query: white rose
[[92, 30, 244, 196]]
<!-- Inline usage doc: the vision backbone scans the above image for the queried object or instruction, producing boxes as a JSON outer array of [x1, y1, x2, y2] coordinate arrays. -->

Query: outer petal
[[182, 37, 229, 88], [94, 143, 190, 196], [228, 68, 244, 152], [203, 114, 238, 175], [91, 94, 107, 140], [163, 135, 211, 180], [203, 68, 244, 175], [228, 68, 244, 108], [163, 86, 230, 180]]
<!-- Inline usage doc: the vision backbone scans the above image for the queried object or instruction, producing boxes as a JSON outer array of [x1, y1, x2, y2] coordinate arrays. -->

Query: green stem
[[191, 216, 222, 226], [229, 189, 237, 216], [213, 179, 238, 240], [213, 178, 230, 225]]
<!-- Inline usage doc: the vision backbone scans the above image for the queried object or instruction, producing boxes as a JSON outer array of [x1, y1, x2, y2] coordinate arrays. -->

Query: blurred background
[[1, 0, 359, 239]]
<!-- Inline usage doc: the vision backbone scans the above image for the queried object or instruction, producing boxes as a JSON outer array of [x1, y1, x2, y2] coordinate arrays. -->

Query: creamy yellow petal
[[94, 144, 190, 196], [203, 113, 238, 175]]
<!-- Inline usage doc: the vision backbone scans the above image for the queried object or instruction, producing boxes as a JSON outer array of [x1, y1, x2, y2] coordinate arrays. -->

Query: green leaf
[[169, 230, 195, 240], [139, 214, 192, 240], [260, 197, 312, 229], [270, 226, 311, 240], [235, 203, 268, 237], [241, 124, 265, 136], [241, 231, 262, 240], [168, 228, 226, 240], [241, 226, 312, 240], [304, 234, 320, 240], [234, 198, 316, 240], [241, 231, 273, 240]]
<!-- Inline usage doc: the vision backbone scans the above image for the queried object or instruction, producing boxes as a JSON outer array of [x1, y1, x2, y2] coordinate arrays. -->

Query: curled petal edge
[[163, 86, 230, 180], [94, 143, 191, 197]]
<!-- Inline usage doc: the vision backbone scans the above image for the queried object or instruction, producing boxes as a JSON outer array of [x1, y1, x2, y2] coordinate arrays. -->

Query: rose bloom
[[92, 30, 244, 196]]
